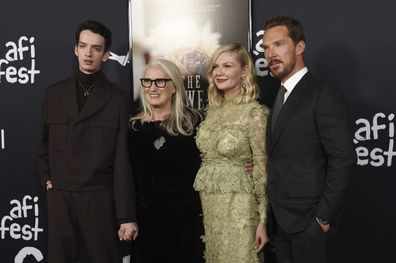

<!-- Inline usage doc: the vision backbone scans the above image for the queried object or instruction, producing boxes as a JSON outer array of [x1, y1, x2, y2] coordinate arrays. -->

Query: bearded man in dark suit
[[262, 16, 356, 263]]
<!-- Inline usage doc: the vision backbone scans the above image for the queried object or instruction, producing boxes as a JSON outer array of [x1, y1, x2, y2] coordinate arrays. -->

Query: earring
[[242, 80, 247, 93]]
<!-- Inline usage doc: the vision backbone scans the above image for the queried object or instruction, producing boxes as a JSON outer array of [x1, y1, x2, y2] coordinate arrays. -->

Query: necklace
[[79, 82, 96, 96]]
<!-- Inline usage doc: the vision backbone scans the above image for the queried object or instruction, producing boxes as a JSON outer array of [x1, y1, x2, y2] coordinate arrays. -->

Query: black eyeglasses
[[140, 78, 172, 88]]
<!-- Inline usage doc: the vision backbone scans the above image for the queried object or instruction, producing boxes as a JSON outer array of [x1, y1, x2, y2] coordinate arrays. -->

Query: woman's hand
[[46, 180, 53, 191], [254, 223, 269, 252]]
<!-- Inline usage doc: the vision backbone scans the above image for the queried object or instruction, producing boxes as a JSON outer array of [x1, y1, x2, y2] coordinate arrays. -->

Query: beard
[[268, 59, 295, 81], [269, 62, 286, 79]]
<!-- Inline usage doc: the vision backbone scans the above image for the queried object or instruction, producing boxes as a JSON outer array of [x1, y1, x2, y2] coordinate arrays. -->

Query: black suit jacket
[[37, 74, 136, 222], [267, 72, 356, 233]]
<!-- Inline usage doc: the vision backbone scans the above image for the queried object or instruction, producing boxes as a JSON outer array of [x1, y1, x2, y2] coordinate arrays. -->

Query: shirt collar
[[282, 67, 308, 93]]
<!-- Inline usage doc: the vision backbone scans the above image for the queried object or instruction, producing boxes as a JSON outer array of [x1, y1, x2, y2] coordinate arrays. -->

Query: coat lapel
[[269, 72, 312, 153], [76, 75, 111, 123], [58, 78, 80, 121]]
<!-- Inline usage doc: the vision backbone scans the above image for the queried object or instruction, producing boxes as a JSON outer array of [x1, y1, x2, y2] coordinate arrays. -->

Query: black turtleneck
[[76, 69, 104, 112]]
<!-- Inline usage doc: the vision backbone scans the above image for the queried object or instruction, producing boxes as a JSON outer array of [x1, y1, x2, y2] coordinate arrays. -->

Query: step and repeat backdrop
[[1, 0, 395, 262]]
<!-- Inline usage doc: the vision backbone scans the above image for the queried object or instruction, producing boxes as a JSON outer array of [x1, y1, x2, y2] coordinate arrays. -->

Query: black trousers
[[46, 190, 121, 263], [272, 218, 327, 263], [133, 198, 204, 263]]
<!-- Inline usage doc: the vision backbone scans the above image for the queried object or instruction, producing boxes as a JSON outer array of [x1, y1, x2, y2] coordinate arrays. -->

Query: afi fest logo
[[0, 195, 44, 262], [0, 36, 40, 84], [354, 112, 395, 167], [252, 30, 269, 77]]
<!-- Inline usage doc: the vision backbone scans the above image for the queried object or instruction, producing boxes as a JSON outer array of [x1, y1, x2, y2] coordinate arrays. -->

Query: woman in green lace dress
[[194, 43, 269, 263]]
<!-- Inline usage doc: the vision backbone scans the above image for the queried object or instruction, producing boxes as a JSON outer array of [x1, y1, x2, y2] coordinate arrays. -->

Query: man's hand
[[316, 217, 330, 233], [244, 162, 254, 173], [118, 222, 138, 241]]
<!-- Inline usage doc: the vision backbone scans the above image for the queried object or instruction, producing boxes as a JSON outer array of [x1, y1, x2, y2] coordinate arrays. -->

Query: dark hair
[[264, 16, 305, 45], [75, 20, 112, 51]]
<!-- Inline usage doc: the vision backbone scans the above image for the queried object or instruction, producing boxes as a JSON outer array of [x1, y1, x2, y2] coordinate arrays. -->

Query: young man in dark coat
[[37, 20, 138, 263]]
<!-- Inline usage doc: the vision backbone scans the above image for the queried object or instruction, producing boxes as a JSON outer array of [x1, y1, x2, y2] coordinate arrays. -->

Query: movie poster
[[130, 0, 250, 110]]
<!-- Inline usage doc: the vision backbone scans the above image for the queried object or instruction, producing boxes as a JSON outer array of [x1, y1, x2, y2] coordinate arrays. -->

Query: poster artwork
[[130, 0, 250, 110]]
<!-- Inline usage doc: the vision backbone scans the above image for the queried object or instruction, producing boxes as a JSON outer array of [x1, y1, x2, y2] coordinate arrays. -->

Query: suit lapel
[[269, 72, 312, 153], [76, 75, 111, 123]]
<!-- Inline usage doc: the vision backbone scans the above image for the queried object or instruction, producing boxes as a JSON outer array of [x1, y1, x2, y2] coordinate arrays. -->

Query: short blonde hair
[[131, 59, 201, 136], [207, 43, 259, 108]]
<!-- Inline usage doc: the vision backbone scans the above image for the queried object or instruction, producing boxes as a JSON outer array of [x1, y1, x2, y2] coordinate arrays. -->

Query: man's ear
[[74, 45, 78, 57], [296, 41, 305, 56], [102, 50, 110, 62]]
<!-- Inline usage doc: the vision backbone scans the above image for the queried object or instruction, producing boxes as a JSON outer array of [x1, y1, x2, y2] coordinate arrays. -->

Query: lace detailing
[[200, 192, 264, 263], [194, 101, 269, 221], [194, 101, 269, 262]]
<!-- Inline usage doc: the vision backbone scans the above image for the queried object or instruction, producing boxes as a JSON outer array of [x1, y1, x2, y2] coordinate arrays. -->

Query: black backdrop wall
[[1, 0, 395, 262]]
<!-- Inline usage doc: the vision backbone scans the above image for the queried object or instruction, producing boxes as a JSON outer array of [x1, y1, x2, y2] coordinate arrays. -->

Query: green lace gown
[[194, 99, 269, 263]]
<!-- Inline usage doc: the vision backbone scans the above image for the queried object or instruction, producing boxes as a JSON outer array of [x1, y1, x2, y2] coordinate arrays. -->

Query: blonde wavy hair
[[130, 59, 201, 136], [207, 43, 259, 108]]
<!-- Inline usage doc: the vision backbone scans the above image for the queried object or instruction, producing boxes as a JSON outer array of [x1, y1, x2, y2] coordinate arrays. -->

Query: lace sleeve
[[248, 103, 269, 224]]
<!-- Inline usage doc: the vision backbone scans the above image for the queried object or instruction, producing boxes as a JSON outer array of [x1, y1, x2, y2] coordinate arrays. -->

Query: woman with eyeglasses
[[129, 59, 204, 263]]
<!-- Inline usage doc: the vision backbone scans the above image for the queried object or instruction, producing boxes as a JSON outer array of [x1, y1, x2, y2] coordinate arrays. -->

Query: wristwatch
[[316, 217, 329, 225]]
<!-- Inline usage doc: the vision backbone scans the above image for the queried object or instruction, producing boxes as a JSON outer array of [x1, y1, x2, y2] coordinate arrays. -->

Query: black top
[[129, 119, 201, 208], [76, 69, 103, 111]]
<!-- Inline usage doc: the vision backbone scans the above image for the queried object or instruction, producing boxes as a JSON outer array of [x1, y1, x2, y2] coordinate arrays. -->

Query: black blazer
[[37, 74, 136, 222], [267, 72, 356, 233]]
